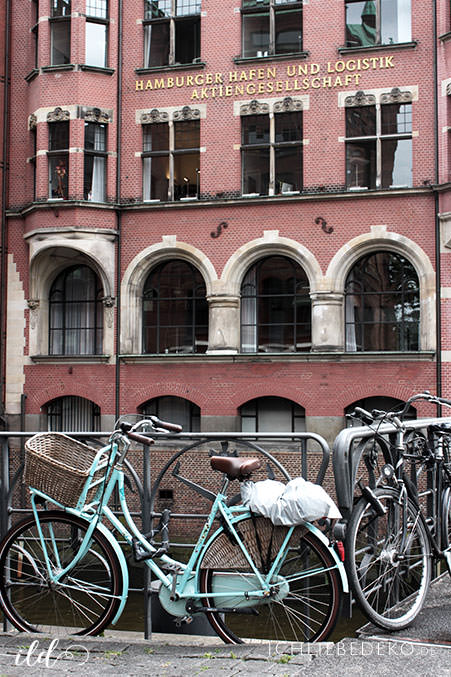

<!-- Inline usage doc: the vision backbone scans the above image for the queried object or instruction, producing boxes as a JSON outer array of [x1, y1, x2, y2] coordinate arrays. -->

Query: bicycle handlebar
[[127, 431, 155, 446], [349, 392, 451, 428]]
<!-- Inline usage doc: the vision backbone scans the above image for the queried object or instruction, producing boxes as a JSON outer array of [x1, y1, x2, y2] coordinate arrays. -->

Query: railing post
[[142, 442, 152, 639]]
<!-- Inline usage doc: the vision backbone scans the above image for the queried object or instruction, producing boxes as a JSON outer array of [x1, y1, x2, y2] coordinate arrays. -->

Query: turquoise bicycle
[[0, 418, 348, 642]]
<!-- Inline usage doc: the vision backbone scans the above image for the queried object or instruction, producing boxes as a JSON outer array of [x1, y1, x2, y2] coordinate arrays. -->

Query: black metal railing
[[0, 429, 330, 638]]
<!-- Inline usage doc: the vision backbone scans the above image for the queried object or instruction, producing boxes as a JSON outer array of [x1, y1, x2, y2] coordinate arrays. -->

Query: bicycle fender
[[303, 521, 349, 593], [92, 520, 129, 625]]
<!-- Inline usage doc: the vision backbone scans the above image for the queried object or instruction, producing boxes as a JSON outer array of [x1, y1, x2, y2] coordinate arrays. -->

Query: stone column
[[311, 292, 344, 352], [207, 293, 240, 354]]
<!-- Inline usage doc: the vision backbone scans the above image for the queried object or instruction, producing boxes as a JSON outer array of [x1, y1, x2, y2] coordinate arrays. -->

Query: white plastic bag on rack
[[240, 477, 341, 525]]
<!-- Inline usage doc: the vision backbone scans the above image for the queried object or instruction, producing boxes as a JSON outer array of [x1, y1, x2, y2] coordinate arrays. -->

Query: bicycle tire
[[345, 486, 431, 630], [198, 516, 342, 643], [442, 486, 451, 549], [0, 511, 122, 636]]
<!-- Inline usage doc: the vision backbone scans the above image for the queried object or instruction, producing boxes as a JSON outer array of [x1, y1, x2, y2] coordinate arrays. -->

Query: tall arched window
[[142, 260, 208, 354], [345, 251, 420, 352], [240, 396, 305, 433], [141, 396, 200, 432], [49, 265, 103, 355], [46, 396, 100, 431], [241, 255, 311, 353]]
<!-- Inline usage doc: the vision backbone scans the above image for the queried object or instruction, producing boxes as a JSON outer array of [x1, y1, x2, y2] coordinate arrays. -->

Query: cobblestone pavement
[[0, 575, 448, 676]]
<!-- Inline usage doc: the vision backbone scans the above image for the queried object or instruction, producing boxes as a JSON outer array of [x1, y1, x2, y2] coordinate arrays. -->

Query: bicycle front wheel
[[199, 516, 342, 643], [345, 487, 431, 631], [0, 511, 122, 635]]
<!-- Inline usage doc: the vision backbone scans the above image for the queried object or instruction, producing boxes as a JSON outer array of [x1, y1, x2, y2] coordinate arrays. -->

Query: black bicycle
[[344, 392, 451, 630]]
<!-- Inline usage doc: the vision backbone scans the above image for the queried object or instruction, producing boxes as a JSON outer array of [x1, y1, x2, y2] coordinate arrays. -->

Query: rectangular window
[[242, 0, 302, 58], [142, 118, 200, 201], [345, 0, 411, 48], [345, 99, 412, 190], [31, 0, 39, 68], [84, 122, 107, 201], [50, 0, 71, 65], [48, 121, 69, 199], [86, 0, 108, 67], [143, 0, 201, 68], [241, 109, 302, 196]]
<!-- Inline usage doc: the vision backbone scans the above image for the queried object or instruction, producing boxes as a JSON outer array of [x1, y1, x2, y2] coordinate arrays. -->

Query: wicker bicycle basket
[[24, 432, 104, 507]]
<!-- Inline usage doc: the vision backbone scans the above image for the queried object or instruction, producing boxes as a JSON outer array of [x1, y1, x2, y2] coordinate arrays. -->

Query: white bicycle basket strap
[[240, 477, 341, 525]]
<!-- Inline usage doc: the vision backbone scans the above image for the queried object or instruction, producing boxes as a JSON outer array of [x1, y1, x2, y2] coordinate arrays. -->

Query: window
[[48, 120, 69, 199], [84, 122, 107, 201], [142, 116, 200, 201], [241, 101, 302, 196], [141, 396, 200, 431], [143, 0, 201, 68], [345, 251, 420, 352], [240, 397, 305, 433], [241, 0, 302, 58], [345, 91, 412, 190], [345, 0, 411, 48], [241, 255, 311, 353], [31, 0, 39, 68], [345, 396, 416, 426], [142, 260, 208, 354], [49, 265, 104, 355], [46, 396, 100, 431], [50, 0, 71, 65], [86, 0, 108, 67]]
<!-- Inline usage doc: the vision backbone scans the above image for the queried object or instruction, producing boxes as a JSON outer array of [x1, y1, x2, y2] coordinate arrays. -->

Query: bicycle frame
[[28, 436, 348, 628]]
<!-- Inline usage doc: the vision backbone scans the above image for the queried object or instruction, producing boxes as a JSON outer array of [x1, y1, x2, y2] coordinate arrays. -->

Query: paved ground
[[0, 575, 449, 676]]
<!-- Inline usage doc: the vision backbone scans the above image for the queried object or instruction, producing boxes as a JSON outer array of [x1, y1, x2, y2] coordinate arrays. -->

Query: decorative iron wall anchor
[[211, 221, 228, 238]]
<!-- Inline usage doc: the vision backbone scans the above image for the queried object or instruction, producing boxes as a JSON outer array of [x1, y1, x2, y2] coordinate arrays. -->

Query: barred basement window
[[345, 90, 412, 190], [240, 397, 305, 433], [143, 0, 201, 68], [85, 0, 109, 67], [142, 113, 200, 201], [241, 0, 303, 58], [241, 99, 302, 196], [48, 120, 69, 199], [141, 396, 200, 432], [84, 122, 107, 201], [345, 0, 411, 48], [46, 396, 100, 432], [50, 0, 71, 65]]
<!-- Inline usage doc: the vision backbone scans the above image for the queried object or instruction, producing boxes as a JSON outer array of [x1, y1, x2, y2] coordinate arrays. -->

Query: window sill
[[439, 31, 451, 42], [41, 64, 76, 72], [136, 61, 206, 75], [234, 51, 309, 64], [119, 351, 435, 365], [25, 69, 39, 82], [31, 355, 111, 363], [79, 64, 115, 75], [338, 41, 418, 55]]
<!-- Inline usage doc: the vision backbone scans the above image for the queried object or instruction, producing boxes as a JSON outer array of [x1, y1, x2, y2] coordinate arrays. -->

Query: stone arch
[[27, 237, 114, 356], [326, 226, 436, 351], [220, 231, 323, 295], [121, 237, 217, 354]]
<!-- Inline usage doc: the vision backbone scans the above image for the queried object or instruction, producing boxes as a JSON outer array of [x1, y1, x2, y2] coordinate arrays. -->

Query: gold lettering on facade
[[137, 56, 394, 97]]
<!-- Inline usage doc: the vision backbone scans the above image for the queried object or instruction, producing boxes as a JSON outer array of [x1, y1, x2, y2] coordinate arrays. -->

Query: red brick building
[[2, 1, 451, 441]]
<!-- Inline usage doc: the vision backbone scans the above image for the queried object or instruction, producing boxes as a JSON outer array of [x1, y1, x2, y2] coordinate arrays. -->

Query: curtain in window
[[241, 266, 257, 352]]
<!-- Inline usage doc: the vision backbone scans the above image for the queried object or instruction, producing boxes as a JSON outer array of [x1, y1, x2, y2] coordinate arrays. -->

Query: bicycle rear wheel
[[345, 487, 431, 630], [199, 516, 342, 643], [0, 511, 122, 635], [442, 486, 451, 549]]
